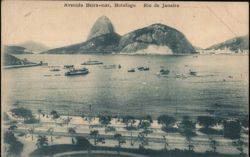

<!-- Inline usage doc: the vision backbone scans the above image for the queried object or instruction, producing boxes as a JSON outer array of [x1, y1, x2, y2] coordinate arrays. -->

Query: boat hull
[[65, 69, 89, 76]]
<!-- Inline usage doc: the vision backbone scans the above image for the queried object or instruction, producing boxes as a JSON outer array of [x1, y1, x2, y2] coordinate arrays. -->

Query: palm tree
[[114, 133, 126, 154], [47, 128, 54, 142], [24, 125, 28, 138], [186, 137, 194, 152], [209, 137, 218, 153], [163, 135, 169, 151], [68, 127, 76, 144], [28, 125, 35, 141], [50, 110, 60, 126], [36, 135, 48, 148], [89, 130, 99, 145], [137, 132, 148, 150], [99, 115, 111, 127], [38, 109, 42, 121]]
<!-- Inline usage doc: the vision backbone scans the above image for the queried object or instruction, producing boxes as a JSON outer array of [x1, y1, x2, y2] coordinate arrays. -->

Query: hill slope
[[44, 33, 121, 54], [4, 45, 33, 54], [118, 23, 195, 54], [17, 41, 50, 53], [206, 35, 249, 52], [42, 17, 196, 54]]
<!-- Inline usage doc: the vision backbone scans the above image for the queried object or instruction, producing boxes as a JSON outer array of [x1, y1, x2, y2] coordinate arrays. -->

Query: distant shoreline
[[4, 63, 42, 69], [15, 53, 249, 56]]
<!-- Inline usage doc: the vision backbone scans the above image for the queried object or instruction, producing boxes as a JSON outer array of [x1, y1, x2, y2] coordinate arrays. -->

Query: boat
[[175, 74, 182, 78], [81, 60, 103, 65], [103, 65, 117, 69], [137, 67, 144, 71], [50, 68, 60, 71], [64, 65, 74, 69], [128, 68, 135, 72], [137, 67, 150, 71], [189, 69, 197, 76], [159, 69, 170, 75], [65, 68, 89, 76], [41, 62, 48, 66]]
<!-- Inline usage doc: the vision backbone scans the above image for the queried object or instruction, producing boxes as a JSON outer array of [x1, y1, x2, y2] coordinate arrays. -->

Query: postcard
[[1, 1, 249, 157]]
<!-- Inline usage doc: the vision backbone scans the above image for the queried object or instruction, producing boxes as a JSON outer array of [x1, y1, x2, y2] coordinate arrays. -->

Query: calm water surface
[[3, 54, 249, 118]]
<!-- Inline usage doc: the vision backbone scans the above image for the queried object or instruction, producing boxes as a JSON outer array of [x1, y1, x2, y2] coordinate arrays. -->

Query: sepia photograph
[[1, 1, 249, 157]]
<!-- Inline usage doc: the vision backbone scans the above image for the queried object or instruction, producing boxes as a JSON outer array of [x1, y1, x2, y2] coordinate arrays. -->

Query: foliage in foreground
[[4, 131, 24, 157]]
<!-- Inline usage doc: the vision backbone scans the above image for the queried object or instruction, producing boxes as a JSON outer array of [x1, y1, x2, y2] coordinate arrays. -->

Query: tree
[[99, 115, 111, 126], [89, 130, 99, 145], [122, 115, 136, 146], [68, 127, 76, 144], [179, 116, 196, 153], [36, 135, 48, 148], [179, 116, 196, 138], [142, 128, 153, 136], [28, 126, 35, 141], [75, 137, 92, 149], [186, 136, 194, 152], [114, 133, 126, 154], [145, 115, 153, 123], [197, 116, 221, 135], [137, 132, 148, 150], [163, 135, 169, 151], [105, 126, 116, 133], [50, 110, 60, 125], [122, 115, 136, 129], [11, 107, 33, 122], [138, 120, 151, 130], [209, 137, 218, 153], [86, 116, 93, 124], [4, 131, 24, 157], [64, 116, 71, 127], [47, 128, 54, 142], [51, 110, 60, 119], [223, 120, 241, 139], [197, 116, 217, 128], [157, 115, 176, 131]]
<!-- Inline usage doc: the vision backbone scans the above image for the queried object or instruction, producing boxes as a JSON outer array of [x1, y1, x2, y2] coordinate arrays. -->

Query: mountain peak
[[118, 23, 195, 54], [98, 15, 111, 21], [87, 16, 115, 40]]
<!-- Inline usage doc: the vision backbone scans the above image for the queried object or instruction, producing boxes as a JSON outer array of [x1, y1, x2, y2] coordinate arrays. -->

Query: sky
[[1, 1, 249, 49]]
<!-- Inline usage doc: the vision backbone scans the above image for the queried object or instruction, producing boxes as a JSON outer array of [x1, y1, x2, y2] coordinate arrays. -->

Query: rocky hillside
[[4, 53, 24, 66], [44, 16, 120, 54], [87, 16, 115, 40], [43, 16, 196, 54], [4, 45, 33, 54], [44, 33, 121, 54], [206, 35, 249, 52], [118, 23, 195, 54]]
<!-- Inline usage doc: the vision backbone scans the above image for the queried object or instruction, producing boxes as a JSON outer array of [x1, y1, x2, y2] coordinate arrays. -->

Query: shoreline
[[17, 53, 249, 56], [4, 63, 42, 69]]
